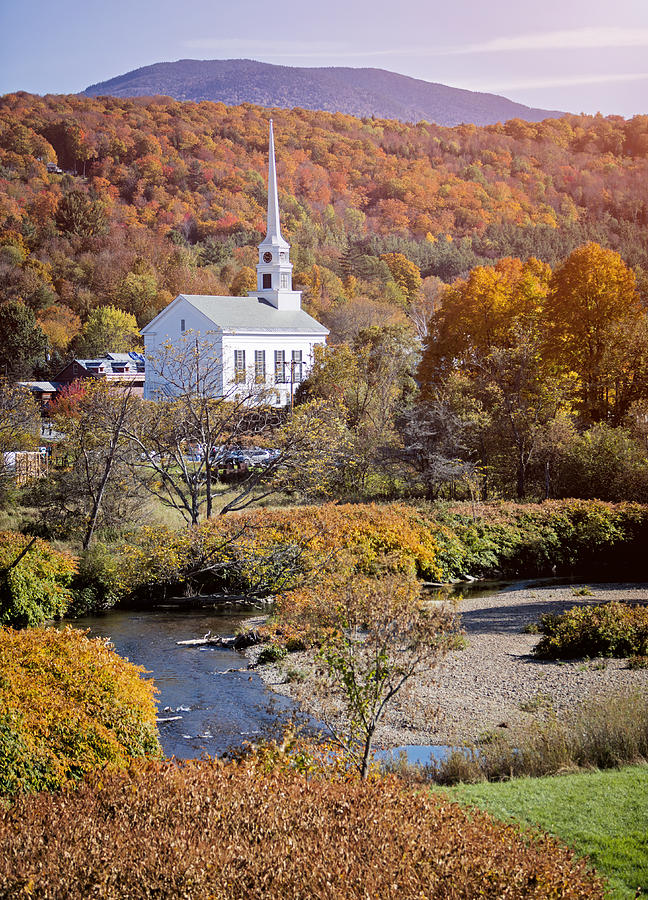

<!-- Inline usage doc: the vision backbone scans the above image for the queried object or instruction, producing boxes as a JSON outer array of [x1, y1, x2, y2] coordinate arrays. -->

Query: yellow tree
[[416, 257, 568, 498], [37, 305, 81, 356], [74, 306, 141, 358], [419, 256, 551, 392], [230, 266, 256, 297], [379, 252, 422, 305], [543, 243, 643, 422]]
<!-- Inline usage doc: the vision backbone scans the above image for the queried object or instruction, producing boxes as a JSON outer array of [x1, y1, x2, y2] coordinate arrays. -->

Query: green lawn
[[444, 765, 648, 899]]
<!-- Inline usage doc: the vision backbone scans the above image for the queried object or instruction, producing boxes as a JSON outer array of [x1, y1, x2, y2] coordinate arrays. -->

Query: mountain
[[83, 59, 564, 127]]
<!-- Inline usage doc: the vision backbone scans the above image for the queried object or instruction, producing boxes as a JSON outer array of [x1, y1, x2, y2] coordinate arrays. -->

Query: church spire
[[260, 119, 288, 249], [266, 119, 282, 242]]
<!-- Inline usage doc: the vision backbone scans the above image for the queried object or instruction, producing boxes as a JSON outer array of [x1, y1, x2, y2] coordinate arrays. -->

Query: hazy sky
[[1, 0, 647, 117]]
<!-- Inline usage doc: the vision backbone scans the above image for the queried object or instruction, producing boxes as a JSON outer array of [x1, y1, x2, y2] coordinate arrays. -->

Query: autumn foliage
[[533, 601, 648, 659], [116, 502, 445, 600], [0, 626, 161, 795], [1, 92, 648, 376], [0, 759, 605, 899]]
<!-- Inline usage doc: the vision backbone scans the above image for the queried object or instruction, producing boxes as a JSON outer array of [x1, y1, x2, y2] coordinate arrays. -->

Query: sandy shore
[[249, 581, 648, 749]]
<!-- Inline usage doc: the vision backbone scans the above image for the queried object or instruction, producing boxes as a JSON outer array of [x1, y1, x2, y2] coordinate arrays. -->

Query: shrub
[[114, 500, 648, 601], [116, 502, 445, 601], [426, 499, 648, 580], [0, 627, 161, 794], [69, 542, 121, 616], [256, 643, 287, 664], [0, 532, 76, 627], [628, 655, 648, 669], [533, 601, 648, 659], [0, 760, 605, 898]]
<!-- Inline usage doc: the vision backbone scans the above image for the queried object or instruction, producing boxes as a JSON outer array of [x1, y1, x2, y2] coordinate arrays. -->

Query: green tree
[[306, 572, 455, 778], [55, 190, 107, 239], [114, 270, 160, 325], [0, 533, 76, 627], [298, 325, 417, 495], [74, 306, 141, 358], [0, 301, 47, 378], [0, 381, 40, 452]]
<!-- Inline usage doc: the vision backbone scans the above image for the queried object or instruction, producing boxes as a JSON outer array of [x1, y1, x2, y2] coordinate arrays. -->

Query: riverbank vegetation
[[0, 756, 605, 899], [420, 689, 648, 786], [0, 627, 161, 795], [532, 601, 648, 659], [113, 499, 648, 608], [0, 531, 76, 626], [4, 498, 648, 618]]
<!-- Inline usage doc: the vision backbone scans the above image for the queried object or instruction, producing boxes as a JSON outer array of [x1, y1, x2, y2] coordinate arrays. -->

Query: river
[[73, 580, 561, 763], [72, 604, 297, 759]]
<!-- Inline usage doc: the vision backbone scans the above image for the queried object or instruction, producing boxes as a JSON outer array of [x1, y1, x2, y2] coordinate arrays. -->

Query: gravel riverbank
[[248, 582, 648, 749]]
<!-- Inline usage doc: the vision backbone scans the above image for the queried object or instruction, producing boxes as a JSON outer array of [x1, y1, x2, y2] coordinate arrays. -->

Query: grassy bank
[[446, 765, 648, 900]]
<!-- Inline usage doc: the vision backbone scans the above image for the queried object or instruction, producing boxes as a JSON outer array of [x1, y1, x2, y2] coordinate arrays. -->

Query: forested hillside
[[83, 58, 563, 127], [0, 92, 647, 375]]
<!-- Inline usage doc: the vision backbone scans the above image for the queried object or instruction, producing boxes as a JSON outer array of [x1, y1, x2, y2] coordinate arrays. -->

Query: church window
[[234, 349, 246, 383], [180, 319, 185, 332], [255, 350, 266, 383], [274, 350, 286, 383], [280, 273, 289, 289], [263, 273, 272, 289]]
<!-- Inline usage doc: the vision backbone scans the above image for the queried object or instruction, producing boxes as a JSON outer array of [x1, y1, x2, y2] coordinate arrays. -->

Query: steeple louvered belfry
[[250, 120, 302, 311]]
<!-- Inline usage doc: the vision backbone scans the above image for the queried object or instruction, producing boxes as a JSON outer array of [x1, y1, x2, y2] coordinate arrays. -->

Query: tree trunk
[[83, 454, 114, 550], [516, 452, 526, 499], [360, 728, 375, 780]]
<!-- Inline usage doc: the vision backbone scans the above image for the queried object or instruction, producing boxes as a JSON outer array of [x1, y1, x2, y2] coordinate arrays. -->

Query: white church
[[141, 121, 329, 404]]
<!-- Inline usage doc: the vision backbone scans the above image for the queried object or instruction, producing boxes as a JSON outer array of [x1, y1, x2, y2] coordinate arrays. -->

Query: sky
[[1, 0, 647, 117]]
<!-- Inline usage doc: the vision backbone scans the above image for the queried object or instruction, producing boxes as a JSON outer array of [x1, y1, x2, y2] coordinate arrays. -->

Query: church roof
[[141, 294, 328, 335]]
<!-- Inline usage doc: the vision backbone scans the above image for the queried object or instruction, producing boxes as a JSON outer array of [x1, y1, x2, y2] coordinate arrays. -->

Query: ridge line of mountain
[[83, 58, 565, 128]]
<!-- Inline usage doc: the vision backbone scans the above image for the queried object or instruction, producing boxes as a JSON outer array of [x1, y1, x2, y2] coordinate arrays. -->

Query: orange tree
[[416, 257, 565, 497]]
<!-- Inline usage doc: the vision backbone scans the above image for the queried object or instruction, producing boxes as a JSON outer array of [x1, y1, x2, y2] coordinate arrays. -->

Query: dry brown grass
[[0, 759, 605, 899]]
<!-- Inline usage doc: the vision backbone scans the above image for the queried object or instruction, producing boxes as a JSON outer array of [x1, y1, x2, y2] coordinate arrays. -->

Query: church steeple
[[260, 119, 287, 249], [251, 119, 301, 311]]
